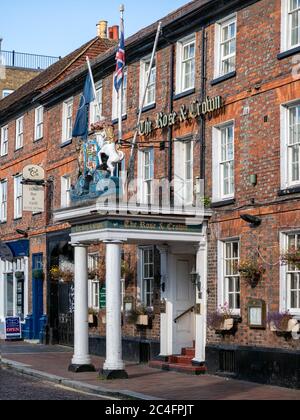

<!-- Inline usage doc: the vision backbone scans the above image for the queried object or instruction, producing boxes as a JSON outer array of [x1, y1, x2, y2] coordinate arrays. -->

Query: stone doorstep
[[1, 358, 161, 401]]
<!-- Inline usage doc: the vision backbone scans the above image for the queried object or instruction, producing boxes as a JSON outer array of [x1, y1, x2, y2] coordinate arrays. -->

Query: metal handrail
[[174, 305, 195, 324], [0, 50, 60, 70]]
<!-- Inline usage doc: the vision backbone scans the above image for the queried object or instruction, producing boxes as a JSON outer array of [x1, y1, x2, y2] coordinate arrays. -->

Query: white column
[[69, 244, 95, 372], [157, 246, 172, 358], [193, 237, 208, 364], [102, 241, 128, 379]]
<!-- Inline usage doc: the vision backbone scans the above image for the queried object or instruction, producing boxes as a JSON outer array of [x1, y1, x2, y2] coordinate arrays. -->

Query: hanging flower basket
[[281, 247, 300, 270], [60, 269, 74, 283], [49, 266, 62, 281], [238, 259, 265, 288], [121, 260, 134, 280], [32, 269, 44, 280], [15, 271, 24, 280]]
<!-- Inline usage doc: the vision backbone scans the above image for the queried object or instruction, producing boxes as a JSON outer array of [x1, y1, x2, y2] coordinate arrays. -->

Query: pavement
[[0, 367, 109, 400], [1, 340, 300, 400]]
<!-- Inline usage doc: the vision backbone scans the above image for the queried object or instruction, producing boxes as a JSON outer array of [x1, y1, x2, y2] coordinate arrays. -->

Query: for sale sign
[[5, 317, 22, 341]]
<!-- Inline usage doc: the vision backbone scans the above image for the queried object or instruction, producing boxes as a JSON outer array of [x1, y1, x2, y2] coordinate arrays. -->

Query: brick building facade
[[1, 0, 300, 387]]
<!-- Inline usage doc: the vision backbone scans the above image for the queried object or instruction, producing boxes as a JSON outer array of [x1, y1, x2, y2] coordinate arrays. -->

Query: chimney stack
[[108, 27, 114, 40], [97, 20, 108, 39], [112, 26, 119, 41]]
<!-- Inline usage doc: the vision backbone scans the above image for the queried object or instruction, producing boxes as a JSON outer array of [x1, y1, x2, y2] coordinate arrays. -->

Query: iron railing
[[0, 50, 60, 70]]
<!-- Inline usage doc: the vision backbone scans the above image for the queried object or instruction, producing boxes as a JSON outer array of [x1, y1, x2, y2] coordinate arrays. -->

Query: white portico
[[54, 203, 211, 378]]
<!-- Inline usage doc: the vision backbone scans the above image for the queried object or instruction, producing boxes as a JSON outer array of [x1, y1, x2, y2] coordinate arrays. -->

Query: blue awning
[[6, 240, 29, 258]]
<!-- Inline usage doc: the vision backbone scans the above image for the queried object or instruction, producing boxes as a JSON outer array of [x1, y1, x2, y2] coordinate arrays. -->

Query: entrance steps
[[149, 346, 207, 376]]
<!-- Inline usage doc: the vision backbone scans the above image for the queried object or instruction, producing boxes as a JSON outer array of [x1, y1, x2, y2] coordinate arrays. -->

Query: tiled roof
[[0, 36, 116, 115]]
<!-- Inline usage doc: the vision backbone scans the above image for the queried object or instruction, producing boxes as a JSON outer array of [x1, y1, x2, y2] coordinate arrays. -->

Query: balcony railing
[[0, 50, 60, 70]]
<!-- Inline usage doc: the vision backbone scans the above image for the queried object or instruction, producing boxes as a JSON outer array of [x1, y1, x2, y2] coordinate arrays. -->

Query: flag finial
[[120, 4, 125, 13]]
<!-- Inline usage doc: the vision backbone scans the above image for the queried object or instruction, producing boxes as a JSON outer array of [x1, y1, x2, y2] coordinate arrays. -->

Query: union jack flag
[[114, 16, 125, 92]]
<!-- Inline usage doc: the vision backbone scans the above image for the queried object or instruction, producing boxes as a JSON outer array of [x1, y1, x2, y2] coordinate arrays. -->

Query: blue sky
[[0, 0, 189, 57]]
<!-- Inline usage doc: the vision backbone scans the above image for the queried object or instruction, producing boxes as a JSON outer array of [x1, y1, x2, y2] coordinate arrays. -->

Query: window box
[[268, 312, 300, 335], [136, 315, 149, 326]]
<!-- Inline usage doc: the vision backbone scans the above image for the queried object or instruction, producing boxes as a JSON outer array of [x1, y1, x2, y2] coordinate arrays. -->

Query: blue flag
[[72, 72, 95, 139]]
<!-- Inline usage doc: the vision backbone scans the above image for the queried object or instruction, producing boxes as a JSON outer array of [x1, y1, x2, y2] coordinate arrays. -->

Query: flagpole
[[128, 21, 162, 176], [86, 56, 102, 121], [118, 4, 125, 145]]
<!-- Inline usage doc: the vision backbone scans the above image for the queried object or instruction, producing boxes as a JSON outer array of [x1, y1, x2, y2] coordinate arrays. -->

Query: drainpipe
[[200, 27, 207, 191], [168, 44, 175, 204]]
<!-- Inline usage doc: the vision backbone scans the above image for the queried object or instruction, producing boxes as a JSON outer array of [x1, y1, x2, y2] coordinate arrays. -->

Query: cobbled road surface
[[0, 367, 108, 400]]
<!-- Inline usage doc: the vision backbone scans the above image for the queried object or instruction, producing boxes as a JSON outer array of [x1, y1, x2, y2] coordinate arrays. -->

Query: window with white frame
[[176, 36, 196, 94], [140, 247, 155, 308], [1, 125, 8, 156], [62, 98, 73, 143], [34, 106, 44, 141], [140, 57, 156, 107], [138, 148, 154, 205], [0, 180, 7, 223], [88, 253, 100, 310], [281, 103, 300, 188], [14, 175, 23, 219], [61, 175, 71, 208], [212, 122, 235, 202], [215, 15, 237, 78], [15, 116, 24, 150], [281, 0, 300, 52], [218, 240, 240, 312], [174, 139, 194, 206], [281, 232, 300, 314], [90, 81, 103, 125], [112, 68, 127, 120]]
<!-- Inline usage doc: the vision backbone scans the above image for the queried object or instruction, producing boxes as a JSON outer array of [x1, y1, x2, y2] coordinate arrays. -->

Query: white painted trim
[[70, 228, 203, 246], [139, 55, 156, 108], [15, 116, 24, 150], [280, 99, 300, 189], [175, 34, 196, 95], [61, 97, 73, 143], [217, 238, 241, 316], [212, 120, 235, 203], [214, 13, 237, 79], [279, 230, 300, 316]]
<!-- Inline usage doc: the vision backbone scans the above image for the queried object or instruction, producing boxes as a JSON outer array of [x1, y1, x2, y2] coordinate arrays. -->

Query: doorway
[[172, 255, 195, 354]]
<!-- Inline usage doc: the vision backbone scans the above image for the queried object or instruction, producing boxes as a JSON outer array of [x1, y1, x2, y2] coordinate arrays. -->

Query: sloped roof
[[0, 36, 116, 115]]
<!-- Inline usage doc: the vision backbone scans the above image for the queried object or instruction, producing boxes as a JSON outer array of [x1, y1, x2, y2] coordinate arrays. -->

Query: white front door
[[172, 256, 195, 354]]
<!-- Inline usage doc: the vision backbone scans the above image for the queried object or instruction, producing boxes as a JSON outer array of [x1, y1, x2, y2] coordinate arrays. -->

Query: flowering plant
[[267, 311, 293, 332], [281, 247, 300, 270], [238, 259, 265, 287], [207, 303, 234, 331]]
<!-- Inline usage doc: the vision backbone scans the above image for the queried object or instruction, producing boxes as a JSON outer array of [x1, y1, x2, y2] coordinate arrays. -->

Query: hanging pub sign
[[22, 165, 45, 182], [139, 96, 225, 137], [23, 184, 45, 213]]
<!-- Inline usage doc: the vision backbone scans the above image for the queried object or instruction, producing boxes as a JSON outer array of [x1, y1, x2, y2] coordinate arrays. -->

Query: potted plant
[[208, 304, 235, 332], [238, 259, 265, 287], [281, 247, 300, 270], [268, 311, 299, 333]]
